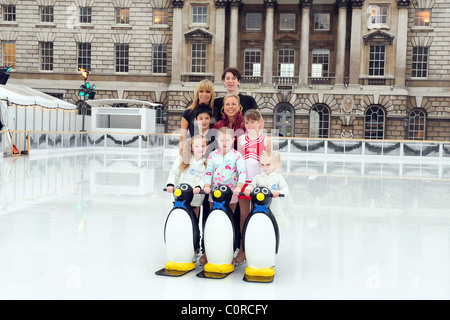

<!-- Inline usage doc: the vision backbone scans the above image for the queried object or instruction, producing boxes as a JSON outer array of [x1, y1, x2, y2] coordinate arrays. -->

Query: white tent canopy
[[0, 84, 76, 110]]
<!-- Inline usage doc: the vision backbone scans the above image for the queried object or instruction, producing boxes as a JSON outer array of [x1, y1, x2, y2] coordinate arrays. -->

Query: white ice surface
[[1, 149, 450, 300]]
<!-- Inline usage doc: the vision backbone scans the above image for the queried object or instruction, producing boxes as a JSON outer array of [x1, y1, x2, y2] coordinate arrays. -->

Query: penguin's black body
[[156, 183, 200, 277], [242, 187, 280, 283], [197, 184, 237, 279]]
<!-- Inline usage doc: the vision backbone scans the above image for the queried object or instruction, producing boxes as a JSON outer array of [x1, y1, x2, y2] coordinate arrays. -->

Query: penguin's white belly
[[204, 210, 234, 265], [165, 209, 195, 263], [244, 214, 276, 268]]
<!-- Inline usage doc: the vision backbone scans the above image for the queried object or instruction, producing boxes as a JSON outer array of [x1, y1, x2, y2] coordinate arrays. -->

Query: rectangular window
[[39, 42, 53, 71], [115, 44, 129, 73], [191, 43, 206, 73], [314, 13, 330, 31], [77, 43, 91, 72], [368, 5, 388, 27], [279, 13, 295, 31], [2, 41, 16, 69], [192, 6, 207, 24], [278, 49, 295, 77], [244, 49, 262, 77], [412, 47, 428, 78], [154, 8, 168, 25], [153, 44, 167, 74], [40, 6, 54, 23], [414, 9, 431, 27], [312, 49, 330, 77], [246, 13, 262, 31], [2, 5, 16, 22], [115, 8, 130, 24], [369, 45, 385, 76], [79, 7, 92, 24]]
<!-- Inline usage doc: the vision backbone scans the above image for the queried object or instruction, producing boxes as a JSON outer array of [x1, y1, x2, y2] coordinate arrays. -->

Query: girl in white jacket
[[244, 151, 289, 227], [166, 135, 208, 217]]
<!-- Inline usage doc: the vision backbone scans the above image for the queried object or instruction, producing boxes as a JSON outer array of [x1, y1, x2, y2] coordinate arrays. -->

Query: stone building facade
[[1, 0, 449, 140]]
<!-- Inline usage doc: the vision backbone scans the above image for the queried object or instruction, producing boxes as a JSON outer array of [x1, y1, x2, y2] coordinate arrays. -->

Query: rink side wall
[[2, 131, 450, 160]]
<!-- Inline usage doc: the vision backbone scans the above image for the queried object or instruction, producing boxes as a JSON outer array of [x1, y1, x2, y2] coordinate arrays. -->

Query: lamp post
[[78, 68, 95, 132], [79, 68, 88, 132], [402, 116, 409, 140]]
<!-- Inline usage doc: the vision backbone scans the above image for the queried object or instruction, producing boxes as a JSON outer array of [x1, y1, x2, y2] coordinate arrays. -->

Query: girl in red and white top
[[235, 109, 272, 264]]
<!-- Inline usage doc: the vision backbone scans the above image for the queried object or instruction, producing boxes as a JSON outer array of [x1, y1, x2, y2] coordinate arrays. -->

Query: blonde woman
[[179, 79, 215, 152]]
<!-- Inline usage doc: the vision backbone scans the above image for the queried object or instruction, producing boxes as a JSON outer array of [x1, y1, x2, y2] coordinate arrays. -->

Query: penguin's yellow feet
[[245, 266, 275, 277], [165, 261, 196, 272], [204, 263, 234, 274]]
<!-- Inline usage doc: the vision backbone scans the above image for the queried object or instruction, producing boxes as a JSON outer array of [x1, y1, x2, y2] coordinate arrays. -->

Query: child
[[203, 127, 247, 211], [244, 151, 289, 228], [201, 127, 247, 265], [166, 135, 208, 217], [234, 109, 272, 264], [194, 103, 217, 157]]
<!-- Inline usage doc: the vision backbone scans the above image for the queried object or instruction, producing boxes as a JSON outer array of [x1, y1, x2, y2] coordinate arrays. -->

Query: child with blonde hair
[[203, 127, 247, 209], [244, 151, 289, 228], [166, 135, 208, 217]]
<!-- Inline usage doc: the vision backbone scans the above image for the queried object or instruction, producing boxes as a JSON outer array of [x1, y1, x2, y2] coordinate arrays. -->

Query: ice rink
[[1, 148, 450, 300]]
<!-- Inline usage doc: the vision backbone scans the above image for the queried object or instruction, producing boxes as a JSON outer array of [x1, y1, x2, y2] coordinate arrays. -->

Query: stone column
[[171, 0, 184, 83], [395, 0, 411, 87], [263, 0, 276, 85], [299, 0, 311, 86], [335, 0, 348, 85], [229, 0, 241, 68], [214, 0, 227, 82], [349, 0, 363, 85]]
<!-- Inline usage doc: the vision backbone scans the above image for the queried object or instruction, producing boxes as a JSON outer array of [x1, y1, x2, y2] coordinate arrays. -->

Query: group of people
[[166, 67, 289, 266]]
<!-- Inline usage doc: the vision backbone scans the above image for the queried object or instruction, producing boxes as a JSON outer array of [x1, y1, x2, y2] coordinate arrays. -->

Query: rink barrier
[[1, 131, 450, 159]]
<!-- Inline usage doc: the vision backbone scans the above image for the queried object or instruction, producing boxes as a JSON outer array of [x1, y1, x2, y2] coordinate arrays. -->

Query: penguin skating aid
[[197, 185, 237, 279], [155, 184, 201, 277], [241, 187, 282, 283]]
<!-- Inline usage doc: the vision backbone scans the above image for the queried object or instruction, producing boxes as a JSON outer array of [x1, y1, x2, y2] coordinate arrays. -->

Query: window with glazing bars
[[310, 105, 330, 138], [79, 7, 92, 23], [77, 43, 91, 72], [191, 43, 206, 73], [2, 5, 15, 22], [408, 109, 426, 140], [412, 47, 428, 78], [39, 42, 53, 71], [364, 106, 385, 139], [115, 44, 129, 72], [244, 49, 262, 77], [153, 44, 167, 74], [278, 49, 295, 77], [369, 45, 385, 76], [40, 6, 54, 23], [192, 6, 207, 24]]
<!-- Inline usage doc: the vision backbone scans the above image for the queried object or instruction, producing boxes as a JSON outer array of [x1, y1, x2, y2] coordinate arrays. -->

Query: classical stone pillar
[[299, 0, 311, 86], [349, 0, 363, 85], [171, 0, 184, 83], [263, 0, 276, 85], [229, 0, 241, 68], [335, 0, 348, 85], [395, 0, 411, 87], [214, 0, 227, 82]]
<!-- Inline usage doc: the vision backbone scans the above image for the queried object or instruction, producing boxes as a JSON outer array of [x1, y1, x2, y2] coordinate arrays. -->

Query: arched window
[[310, 104, 330, 138], [408, 109, 427, 140], [364, 105, 385, 139], [274, 103, 294, 137]]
